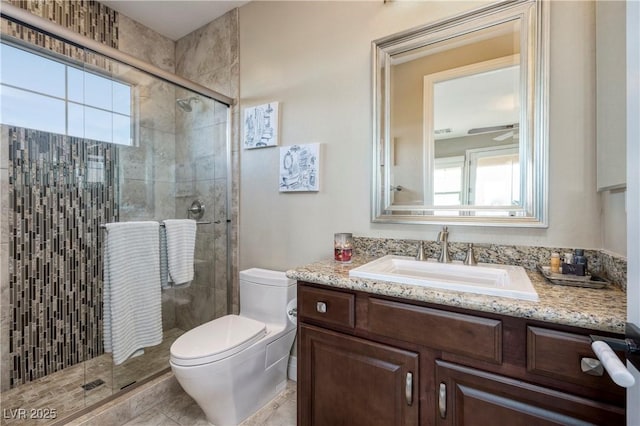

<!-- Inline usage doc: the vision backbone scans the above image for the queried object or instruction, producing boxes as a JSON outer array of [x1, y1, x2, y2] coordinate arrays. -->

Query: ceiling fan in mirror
[[467, 123, 519, 142]]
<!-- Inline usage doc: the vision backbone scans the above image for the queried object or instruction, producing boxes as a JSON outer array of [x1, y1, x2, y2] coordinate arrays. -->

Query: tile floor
[[122, 380, 297, 426], [0, 329, 185, 426]]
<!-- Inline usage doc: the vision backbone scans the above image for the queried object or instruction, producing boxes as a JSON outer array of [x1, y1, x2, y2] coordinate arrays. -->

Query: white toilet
[[170, 268, 297, 426]]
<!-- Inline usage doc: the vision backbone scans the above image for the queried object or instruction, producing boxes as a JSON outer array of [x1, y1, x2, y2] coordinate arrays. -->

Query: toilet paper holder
[[589, 322, 640, 388], [590, 332, 639, 355]]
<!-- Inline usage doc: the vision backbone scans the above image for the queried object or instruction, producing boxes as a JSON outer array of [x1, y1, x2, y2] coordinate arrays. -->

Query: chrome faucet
[[464, 243, 477, 266], [437, 226, 452, 263], [415, 241, 426, 261]]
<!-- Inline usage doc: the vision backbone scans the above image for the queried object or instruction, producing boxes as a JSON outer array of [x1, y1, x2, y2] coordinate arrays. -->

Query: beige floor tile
[[152, 380, 297, 426], [240, 381, 297, 426], [122, 409, 180, 426]]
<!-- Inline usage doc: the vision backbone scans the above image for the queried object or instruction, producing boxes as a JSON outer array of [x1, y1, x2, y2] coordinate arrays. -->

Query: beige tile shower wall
[[174, 100, 226, 329], [118, 14, 176, 74], [117, 16, 177, 226], [175, 10, 237, 97], [117, 77, 177, 224], [174, 9, 240, 324]]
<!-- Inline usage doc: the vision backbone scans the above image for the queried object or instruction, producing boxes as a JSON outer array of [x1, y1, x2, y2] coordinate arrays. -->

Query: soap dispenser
[[573, 249, 587, 276]]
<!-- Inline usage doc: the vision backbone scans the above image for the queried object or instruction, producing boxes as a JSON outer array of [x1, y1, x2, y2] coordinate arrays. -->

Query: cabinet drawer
[[299, 285, 355, 329], [367, 298, 502, 364], [527, 326, 623, 394]]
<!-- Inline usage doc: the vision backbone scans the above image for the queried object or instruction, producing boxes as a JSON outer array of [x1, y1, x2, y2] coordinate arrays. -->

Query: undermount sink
[[349, 255, 538, 301]]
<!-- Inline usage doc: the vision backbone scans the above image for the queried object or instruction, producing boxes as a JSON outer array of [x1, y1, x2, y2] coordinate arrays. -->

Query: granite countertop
[[286, 255, 627, 334]]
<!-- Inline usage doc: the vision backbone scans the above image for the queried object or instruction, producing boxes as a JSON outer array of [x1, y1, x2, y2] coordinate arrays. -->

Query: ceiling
[[434, 65, 520, 140], [100, 0, 249, 41]]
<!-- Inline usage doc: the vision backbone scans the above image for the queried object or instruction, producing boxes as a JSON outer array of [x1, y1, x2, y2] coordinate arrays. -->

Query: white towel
[[103, 221, 163, 365], [159, 226, 172, 289], [163, 219, 197, 286]]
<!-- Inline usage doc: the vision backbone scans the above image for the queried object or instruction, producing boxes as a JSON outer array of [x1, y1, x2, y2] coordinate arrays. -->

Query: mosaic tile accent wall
[[3, 0, 118, 48], [1, 0, 122, 391], [7, 127, 119, 388]]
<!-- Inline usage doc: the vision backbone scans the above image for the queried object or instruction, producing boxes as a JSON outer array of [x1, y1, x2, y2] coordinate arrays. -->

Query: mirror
[[372, 0, 548, 226]]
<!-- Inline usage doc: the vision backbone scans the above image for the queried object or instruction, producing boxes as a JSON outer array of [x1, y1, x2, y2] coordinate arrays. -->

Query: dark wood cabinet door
[[299, 324, 419, 426], [435, 360, 625, 426]]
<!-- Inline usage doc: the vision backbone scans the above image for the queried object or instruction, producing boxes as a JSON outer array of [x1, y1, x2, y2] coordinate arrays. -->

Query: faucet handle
[[416, 241, 426, 261], [464, 243, 477, 266], [437, 226, 449, 241]]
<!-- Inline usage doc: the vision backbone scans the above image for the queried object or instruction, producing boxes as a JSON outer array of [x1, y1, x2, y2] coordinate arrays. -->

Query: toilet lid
[[170, 315, 266, 366]]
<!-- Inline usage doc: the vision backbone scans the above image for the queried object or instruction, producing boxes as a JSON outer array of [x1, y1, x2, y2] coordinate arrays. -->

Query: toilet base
[[171, 329, 296, 426]]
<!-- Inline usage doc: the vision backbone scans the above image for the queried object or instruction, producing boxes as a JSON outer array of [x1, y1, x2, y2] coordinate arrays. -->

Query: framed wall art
[[279, 143, 320, 192], [243, 102, 279, 149]]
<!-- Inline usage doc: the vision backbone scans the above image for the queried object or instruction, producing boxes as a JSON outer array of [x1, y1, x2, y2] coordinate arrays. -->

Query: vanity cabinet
[[299, 324, 419, 425], [298, 285, 419, 425], [297, 282, 626, 426]]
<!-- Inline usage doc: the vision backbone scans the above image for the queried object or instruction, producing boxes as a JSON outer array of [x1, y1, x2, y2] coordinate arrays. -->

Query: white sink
[[349, 255, 538, 301]]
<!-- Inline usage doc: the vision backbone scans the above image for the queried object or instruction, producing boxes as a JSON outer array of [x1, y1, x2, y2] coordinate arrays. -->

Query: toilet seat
[[170, 315, 267, 367]]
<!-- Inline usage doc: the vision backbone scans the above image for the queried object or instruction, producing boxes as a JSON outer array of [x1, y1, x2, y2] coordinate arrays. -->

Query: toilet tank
[[239, 268, 296, 326]]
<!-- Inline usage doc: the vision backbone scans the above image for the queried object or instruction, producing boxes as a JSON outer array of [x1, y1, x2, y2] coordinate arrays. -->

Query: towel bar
[[100, 221, 212, 229]]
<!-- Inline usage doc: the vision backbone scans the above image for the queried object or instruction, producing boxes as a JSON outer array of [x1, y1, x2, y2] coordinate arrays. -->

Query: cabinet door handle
[[581, 357, 604, 376], [438, 382, 447, 419], [316, 301, 327, 313], [405, 372, 413, 405]]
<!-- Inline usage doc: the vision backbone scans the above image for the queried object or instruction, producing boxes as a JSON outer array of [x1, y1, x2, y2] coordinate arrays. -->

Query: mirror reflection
[[373, 0, 548, 225]]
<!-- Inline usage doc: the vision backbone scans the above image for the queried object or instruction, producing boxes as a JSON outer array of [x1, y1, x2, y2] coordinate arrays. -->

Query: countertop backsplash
[[353, 237, 627, 292]]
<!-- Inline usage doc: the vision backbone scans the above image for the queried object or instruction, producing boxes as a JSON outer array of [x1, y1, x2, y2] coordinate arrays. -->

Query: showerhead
[[176, 97, 199, 112]]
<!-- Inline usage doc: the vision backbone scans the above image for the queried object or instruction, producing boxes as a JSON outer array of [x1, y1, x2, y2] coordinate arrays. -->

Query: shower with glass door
[[0, 5, 232, 424]]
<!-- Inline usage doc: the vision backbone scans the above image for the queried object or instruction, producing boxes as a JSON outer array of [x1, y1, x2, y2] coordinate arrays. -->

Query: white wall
[[602, 190, 627, 256], [239, 0, 608, 272]]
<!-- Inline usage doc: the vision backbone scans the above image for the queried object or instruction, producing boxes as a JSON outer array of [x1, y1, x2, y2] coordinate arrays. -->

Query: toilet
[[170, 268, 297, 426]]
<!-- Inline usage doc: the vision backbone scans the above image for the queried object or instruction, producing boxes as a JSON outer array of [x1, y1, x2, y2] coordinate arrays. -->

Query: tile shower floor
[[0, 328, 185, 426]]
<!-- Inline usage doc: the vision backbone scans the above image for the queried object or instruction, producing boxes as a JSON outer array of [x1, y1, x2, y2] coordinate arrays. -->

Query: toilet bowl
[[170, 268, 297, 426]]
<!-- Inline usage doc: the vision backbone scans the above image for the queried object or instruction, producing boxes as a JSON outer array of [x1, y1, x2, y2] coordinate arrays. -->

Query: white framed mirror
[[372, 0, 549, 226]]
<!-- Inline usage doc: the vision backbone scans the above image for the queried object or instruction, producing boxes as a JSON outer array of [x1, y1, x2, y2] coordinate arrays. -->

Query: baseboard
[[288, 356, 297, 382]]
